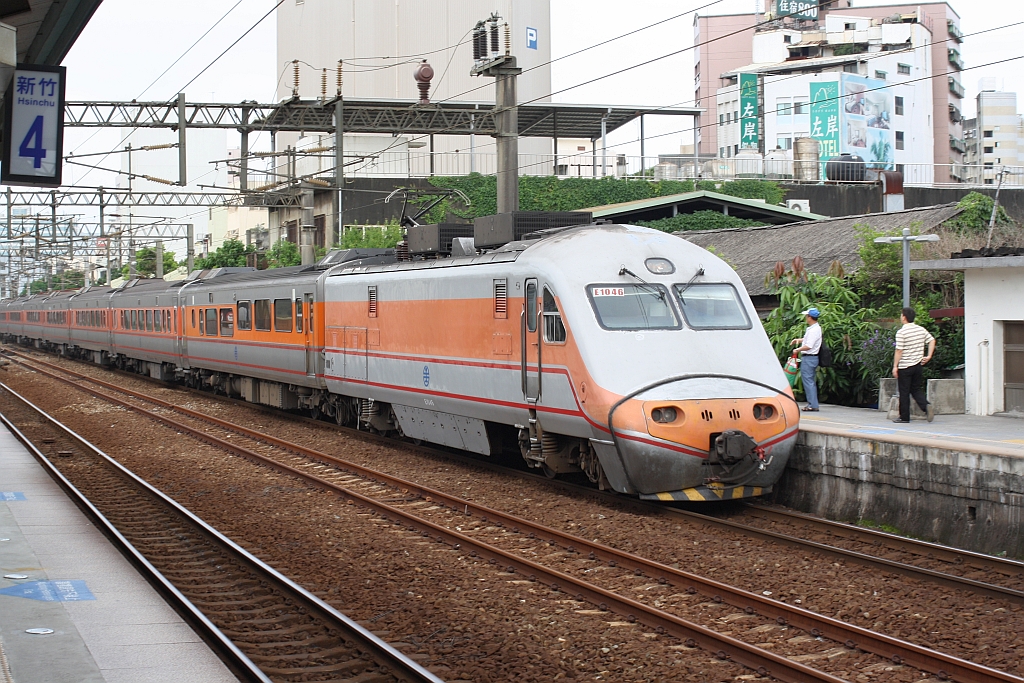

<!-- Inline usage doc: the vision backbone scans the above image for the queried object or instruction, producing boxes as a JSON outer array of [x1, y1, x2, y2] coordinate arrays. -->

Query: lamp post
[[874, 228, 940, 308]]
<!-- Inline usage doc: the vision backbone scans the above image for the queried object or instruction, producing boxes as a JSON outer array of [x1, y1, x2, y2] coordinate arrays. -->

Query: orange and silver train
[[0, 224, 799, 502]]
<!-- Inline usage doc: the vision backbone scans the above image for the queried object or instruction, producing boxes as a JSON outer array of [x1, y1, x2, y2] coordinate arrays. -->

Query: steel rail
[[10, 352, 1022, 683], [0, 381, 444, 683], [742, 504, 1024, 580]]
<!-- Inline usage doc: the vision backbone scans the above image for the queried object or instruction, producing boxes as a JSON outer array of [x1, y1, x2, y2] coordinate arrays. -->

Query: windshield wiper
[[676, 266, 705, 299], [619, 266, 665, 300]]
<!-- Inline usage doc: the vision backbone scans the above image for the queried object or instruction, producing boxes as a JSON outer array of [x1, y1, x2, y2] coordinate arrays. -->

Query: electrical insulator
[[489, 17, 499, 55], [321, 68, 327, 100], [292, 60, 300, 98], [337, 59, 343, 96], [504, 22, 510, 56], [472, 21, 485, 61]]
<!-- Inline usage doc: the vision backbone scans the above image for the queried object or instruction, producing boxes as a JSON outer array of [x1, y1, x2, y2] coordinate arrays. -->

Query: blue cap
[[802, 308, 820, 318]]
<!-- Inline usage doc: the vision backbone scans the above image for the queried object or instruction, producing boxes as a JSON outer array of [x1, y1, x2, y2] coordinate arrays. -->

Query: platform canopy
[[1, 0, 103, 65], [253, 98, 703, 138]]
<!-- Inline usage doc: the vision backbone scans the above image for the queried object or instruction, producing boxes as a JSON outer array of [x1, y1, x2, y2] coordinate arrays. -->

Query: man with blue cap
[[790, 308, 822, 411]]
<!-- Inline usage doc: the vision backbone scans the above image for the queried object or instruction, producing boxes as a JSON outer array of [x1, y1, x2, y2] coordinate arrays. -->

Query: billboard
[[2, 64, 66, 187], [739, 73, 759, 149], [775, 0, 818, 20], [840, 74, 893, 170], [809, 81, 839, 175]]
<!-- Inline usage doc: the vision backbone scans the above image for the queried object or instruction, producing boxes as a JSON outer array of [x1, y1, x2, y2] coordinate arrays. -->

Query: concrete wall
[[779, 182, 883, 216], [905, 187, 1024, 223], [963, 266, 1024, 415], [776, 430, 1024, 558]]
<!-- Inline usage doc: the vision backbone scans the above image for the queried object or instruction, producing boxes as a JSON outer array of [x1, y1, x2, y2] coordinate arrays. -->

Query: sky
[[51, 0, 1024, 192]]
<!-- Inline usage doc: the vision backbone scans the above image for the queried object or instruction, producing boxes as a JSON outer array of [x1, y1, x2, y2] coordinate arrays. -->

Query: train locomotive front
[[320, 223, 798, 502]]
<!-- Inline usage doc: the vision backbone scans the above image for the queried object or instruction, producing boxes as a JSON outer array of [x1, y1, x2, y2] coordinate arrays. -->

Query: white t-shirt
[[803, 322, 822, 355]]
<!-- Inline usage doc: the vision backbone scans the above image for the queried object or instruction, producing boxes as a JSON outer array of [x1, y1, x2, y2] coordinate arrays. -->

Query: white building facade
[[715, 12, 934, 180], [973, 86, 1024, 185]]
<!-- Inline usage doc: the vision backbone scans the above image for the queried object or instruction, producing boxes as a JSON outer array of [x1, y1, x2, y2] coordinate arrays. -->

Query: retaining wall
[[775, 429, 1024, 559]]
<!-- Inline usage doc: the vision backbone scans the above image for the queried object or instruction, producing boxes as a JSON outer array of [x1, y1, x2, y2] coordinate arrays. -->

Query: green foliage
[[696, 178, 787, 206], [21, 279, 49, 295], [869, 139, 892, 168], [763, 269, 878, 405], [833, 43, 867, 56], [852, 224, 904, 302], [265, 240, 301, 269], [421, 175, 786, 224], [193, 239, 254, 270], [121, 247, 177, 279], [638, 210, 764, 233], [944, 191, 1012, 235], [339, 224, 403, 249]]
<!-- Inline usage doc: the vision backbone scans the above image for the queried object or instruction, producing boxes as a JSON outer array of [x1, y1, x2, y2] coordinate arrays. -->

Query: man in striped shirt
[[892, 307, 936, 423]]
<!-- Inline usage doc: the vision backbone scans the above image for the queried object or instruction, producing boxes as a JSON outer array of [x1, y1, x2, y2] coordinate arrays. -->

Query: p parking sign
[[526, 27, 538, 50], [2, 64, 66, 187]]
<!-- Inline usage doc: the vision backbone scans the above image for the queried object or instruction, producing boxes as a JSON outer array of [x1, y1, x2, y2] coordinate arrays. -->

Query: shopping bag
[[783, 355, 799, 388]]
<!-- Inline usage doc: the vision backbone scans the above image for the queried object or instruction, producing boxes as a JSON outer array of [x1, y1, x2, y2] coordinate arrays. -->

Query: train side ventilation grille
[[368, 286, 378, 318], [494, 279, 507, 319], [701, 409, 714, 421], [729, 409, 740, 420]]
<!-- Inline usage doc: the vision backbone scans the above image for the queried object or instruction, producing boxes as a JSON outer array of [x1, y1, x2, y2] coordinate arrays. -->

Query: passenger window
[[205, 308, 218, 336], [274, 298, 292, 332], [220, 308, 234, 337], [526, 281, 537, 332], [542, 288, 566, 343], [295, 298, 303, 333], [199, 309, 205, 335], [154, 310, 161, 332], [131, 310, 138, 330], [146, 310, 153, 332], [254, 300, 271, 331], [237, 301, 252, 330], [191, 309, 196, 329]]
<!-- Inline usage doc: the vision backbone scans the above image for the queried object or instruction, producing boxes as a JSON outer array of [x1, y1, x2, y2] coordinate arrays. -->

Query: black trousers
[[898, 362, 928, 421]]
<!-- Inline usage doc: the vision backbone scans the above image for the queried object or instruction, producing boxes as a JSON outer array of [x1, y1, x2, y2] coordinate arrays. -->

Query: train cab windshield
[[673, 283, 751, 330], [587, 284, 680, 331]]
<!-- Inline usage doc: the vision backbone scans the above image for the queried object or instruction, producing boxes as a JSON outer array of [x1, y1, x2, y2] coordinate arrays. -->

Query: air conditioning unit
[[786, 199, 811, 212]]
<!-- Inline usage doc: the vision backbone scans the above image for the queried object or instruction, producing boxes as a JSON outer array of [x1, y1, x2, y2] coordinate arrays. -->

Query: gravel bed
[[7, 352, 1024, 678]]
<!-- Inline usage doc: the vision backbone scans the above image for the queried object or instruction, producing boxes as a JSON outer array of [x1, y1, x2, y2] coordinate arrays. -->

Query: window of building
[[719, 147, 725, 158], [895, 96, 904, 116], [897, 63, 911, 75], [254, 300, 271, 331], [542, 288, 566, 343], [984, 130, 994, 138], [776, 137, 792, 150], [205, 308, 218, 336], [896, 131, 905, 150], [874, 70, 887, 80], [984, 146, 994, 154], [274, 299, 292, 332], [783, 34, 792, 43], [896, 164, 904, 174], [776, 98, 792, 117], [844, 22, 856, 30], [237, 301, 251, 330], [733, 144, 739, 156], [793, 99, 808, 115], [844, 63, 858, 73], [220, 308, 234, 337], [719, 113, 724, 126], [984, 162, 994, 168]]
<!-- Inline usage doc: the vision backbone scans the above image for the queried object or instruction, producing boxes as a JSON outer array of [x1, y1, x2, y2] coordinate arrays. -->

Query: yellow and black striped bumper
[[639, 483, 770, 502]]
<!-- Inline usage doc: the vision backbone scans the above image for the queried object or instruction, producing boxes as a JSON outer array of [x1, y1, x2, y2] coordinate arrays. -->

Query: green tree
[[339, 224, 403, 248], [53, 270, 85, 290], [21, 279, 49, 295], [265, 240, 301, 268], [121, 247, 178, 279], [944, 191, 1012, 235], [193, 239, 254, 270]]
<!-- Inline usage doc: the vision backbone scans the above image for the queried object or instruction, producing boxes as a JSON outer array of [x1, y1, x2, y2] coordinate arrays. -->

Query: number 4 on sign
[[19, 115, 47, 168]]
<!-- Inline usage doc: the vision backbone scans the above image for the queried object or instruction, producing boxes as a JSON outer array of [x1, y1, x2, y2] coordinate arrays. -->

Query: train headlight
[[753, 404, 775, 420], [651, 406, 678, 423], [645, 258, 675, 275]]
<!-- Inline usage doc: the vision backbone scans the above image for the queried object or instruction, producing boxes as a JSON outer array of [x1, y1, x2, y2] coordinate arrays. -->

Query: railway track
[[0, 381, 443, 683], [7, 349, 1023, 683]]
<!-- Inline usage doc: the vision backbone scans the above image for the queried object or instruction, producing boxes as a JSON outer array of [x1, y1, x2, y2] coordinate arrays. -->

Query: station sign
[[775, 0, 819, 20], [739, 73, 759, 149], [2, 64, 66, 188]]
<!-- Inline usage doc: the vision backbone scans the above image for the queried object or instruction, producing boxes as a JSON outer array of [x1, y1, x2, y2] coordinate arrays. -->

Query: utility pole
[[986, 167, 1006, 249], [471, 15, 521, 214], [334, 59, 344, 246], [874, 228, 940, 308], [187, 224, 195, 273], [156, 241, 164, 278]]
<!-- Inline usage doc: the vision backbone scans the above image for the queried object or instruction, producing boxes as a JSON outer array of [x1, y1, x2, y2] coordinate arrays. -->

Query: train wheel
[[309, 405, 321, 421], [542, 464, 558, 479]]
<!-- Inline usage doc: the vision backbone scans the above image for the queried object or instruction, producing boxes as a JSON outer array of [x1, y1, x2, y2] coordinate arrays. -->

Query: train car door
[[343, 327, 367, 383], [521, 278, 541, 402], [303, 293, 315, 376]]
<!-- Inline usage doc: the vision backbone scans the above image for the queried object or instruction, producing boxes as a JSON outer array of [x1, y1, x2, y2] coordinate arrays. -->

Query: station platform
[[798, 404, 1024, 458], [0, 426, 236, 683]]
